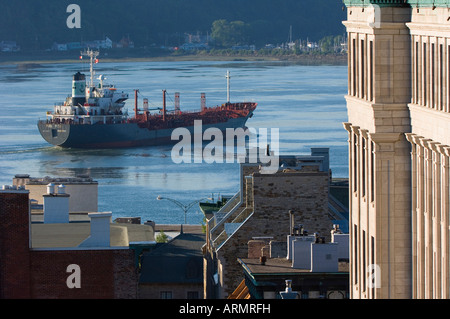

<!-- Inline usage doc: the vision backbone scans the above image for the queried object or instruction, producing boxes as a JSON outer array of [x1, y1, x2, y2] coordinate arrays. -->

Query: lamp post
[[156, 195, 209, 224]]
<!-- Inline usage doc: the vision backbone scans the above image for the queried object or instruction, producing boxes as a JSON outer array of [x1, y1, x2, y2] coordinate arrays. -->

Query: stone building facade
[[405, 3, 450, 299], [342, 0, 450, 299]]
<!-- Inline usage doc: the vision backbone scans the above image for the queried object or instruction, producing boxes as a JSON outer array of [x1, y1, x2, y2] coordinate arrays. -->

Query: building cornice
[[343, 0, 410, 7], [343, 0, 450, 8], [407, 0, 450, 8], [369, 132, 403, 143]]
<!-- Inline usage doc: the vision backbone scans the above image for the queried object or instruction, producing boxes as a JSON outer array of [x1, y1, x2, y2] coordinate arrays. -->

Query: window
[[370, 40, 374, 101], [371, 141, 375, 202], [353, 38, 357, 96], [439, 44, 443, 111], [362, 137, 366, 197], [361, 39, 365, 99], [415, 41, 419, 104], [363, 230, 366, 292], [354, 224, 358, 284], [423, 42, 427, 106], [371, 236, 375, 297], [448, 44, 450, 112], [160, 291, 172, 299], [308, 291, 321, 299], [354, 134, 358, 192], [187, 291, 200, 299], [431, 43, 435, 108]]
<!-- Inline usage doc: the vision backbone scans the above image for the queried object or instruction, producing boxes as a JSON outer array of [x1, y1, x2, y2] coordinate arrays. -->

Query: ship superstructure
[[38, 50, 257, 148], [49, 49, 129, 126]]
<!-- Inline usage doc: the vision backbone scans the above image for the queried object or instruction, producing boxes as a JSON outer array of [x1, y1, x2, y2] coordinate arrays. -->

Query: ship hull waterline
[[37, 113, 254, 149]]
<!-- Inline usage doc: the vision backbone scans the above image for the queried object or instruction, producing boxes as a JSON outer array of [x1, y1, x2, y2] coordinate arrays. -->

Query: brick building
[[203, 148, 349, 299], [0, 185, 152, 299]]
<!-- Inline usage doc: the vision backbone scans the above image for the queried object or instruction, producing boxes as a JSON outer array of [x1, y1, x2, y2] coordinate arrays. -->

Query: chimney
[[310, 241, 338, 272], [291, 235, 315, 269], [43, 183, 70, 224], [331, 225, 349, 260], [79, 212, 112, 247]]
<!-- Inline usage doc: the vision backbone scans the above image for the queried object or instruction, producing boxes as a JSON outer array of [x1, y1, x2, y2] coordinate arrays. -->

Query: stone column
[[437, 145, 450, 298], [414, 135, 427, 298], [370, 132, 412, 299], [405, 132, 417, 298]]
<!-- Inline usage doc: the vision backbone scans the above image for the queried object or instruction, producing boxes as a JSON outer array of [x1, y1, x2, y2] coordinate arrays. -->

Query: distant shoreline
[[0, 52, 347, 66]]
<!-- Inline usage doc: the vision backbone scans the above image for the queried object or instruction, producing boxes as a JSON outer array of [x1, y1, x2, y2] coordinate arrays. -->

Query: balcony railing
[[207, 176, 255, 251]]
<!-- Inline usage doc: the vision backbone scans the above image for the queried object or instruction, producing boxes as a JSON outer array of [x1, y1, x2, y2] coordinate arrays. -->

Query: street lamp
[[156, 195, 210, 224]]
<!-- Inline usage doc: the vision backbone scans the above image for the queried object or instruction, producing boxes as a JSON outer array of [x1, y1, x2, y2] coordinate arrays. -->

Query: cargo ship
[[37, 49, 257, 149]]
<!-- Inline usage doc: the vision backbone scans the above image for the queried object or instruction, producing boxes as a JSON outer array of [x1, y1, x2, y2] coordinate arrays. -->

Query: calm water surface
[[0, 60, 348, 225]]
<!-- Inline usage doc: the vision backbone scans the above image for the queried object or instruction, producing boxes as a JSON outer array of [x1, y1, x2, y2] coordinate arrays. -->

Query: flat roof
[[238, 258, 349, 277], [16, 175, 98, 185], [31, 222, 154, 249]]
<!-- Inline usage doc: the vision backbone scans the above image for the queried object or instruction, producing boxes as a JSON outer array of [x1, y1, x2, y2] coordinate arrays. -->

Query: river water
[[0, 59, 348, 225]]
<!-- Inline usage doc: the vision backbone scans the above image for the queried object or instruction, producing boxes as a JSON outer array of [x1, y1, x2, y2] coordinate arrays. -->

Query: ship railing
[[45, 114, 128, 125], [148, 102, 255, 118]]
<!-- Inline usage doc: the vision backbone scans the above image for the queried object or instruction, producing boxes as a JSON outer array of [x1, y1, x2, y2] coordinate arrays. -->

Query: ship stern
[[37, 121, 71, 147]]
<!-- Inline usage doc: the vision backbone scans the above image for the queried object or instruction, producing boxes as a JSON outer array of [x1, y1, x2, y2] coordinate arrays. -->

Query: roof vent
[[47, 183, 55, 195], [57, 184, 66, 195], [79, 212, 112, 247], [279, 280, 299, 299]]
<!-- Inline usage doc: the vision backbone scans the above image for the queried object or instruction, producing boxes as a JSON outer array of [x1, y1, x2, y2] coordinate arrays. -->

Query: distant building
[[51, 37, 114, 51], [52, 42, 68, 51], [184, 32, 211, 45], [116, 36, 134, 49], [231, 45, 256, 51], [180, 32, 211, 51], [83, 37, 113, 50], [13, 174, 98, 214], [0, 41, 20, 52], [180, 43, 209, 51], [66, 42, 82, 51]]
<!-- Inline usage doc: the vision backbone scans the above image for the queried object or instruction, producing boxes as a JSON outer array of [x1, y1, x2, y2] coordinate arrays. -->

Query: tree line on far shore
[[0, 0, 345, 51]]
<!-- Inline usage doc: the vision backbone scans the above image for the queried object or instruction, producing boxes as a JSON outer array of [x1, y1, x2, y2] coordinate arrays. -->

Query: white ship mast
[[81, 49, 99, 88], [226, 70, 231, 103]]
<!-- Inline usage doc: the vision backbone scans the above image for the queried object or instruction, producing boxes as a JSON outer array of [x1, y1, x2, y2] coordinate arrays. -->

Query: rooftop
[[343, 0, 450, 7], [139, 232, 205, 284], [238, 257, 349, 277], [31, 222, 155, 249]]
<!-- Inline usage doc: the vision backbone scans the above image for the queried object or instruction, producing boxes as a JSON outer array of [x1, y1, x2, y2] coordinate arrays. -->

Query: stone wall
[[216, 167, 333, 298]]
